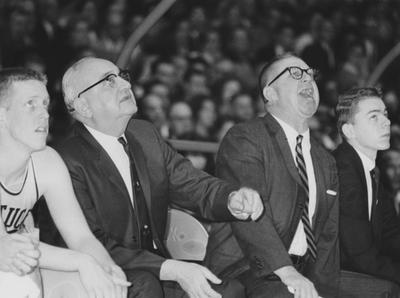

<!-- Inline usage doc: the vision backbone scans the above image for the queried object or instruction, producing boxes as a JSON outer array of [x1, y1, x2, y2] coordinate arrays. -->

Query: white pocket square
[[326, 189, 337, 196]]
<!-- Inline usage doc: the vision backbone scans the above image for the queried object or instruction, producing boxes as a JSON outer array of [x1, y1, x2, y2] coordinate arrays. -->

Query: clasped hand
[[160, 259, 222, 298], [228, 187, 264, 221], [0, 233, 40, 276], [78, 256, 131, 298]]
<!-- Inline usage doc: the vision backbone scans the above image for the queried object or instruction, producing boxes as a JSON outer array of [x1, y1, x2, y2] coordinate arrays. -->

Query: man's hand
[[228, 187, 264, 221], [274, 266, 318, 298], [160, 259, 222, 298], [105, 264, 131, 298], [78, 255, 130, 298], [0, 233, 40, 276]]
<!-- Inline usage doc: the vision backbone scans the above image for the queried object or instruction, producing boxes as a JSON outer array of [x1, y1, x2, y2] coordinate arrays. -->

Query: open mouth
[[299, 87, 314, 99], [35, 126, 48, 133]]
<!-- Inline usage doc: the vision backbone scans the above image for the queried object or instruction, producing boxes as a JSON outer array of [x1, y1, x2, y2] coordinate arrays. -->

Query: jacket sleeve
[[215, 126, 292, 277], [152, 126, 237, 222]]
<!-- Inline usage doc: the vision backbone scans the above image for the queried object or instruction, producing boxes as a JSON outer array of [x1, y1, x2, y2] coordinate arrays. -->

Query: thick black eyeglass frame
[[267, 66, 317, 86], [77, 69, 130, 98]]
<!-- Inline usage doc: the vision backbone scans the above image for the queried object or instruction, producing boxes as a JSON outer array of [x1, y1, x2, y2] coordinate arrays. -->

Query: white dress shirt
[[85, 125, 133, 204], [272, 116, 317, 256], [354, 148, 375, 220]]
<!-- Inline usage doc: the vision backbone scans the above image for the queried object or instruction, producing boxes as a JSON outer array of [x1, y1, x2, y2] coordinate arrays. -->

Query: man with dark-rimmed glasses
[[57, 57, 265, 298], [205, 54, 340, 298]]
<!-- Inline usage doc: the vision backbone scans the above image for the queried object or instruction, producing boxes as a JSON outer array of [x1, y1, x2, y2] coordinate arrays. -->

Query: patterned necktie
[[295, 135, 317, 261]]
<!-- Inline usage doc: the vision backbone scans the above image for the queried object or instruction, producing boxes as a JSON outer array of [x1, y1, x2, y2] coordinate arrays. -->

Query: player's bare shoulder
[[31, 146, 66, 187]]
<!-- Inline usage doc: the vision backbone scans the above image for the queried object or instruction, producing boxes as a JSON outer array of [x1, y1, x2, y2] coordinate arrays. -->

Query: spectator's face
[[232, 94, 254, 122], [155, 63, 177, 88], [186, 73, 209, 97], [169, 103, 193, 138], [383, 151, 400, 191], [221, 79, 241, 102], [198, 100, 216, 128], [230, 28, 249, 54], [76, 59, 137, 123], [269, 57, 320, 121], [142, 94, 166, 127], [1, 80, 49, 152], [150, 83, 170, 103], [278, 27, 294, 51], [70, 20, 90, 48], [344, 97, 390, 157]]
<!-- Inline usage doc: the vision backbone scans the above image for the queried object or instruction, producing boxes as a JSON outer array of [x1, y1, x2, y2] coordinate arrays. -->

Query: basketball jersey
[[0, 158, 39, 233]]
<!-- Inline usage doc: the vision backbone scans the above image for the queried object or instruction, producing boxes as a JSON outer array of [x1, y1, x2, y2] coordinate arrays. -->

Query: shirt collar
[[272, 114, 311, 151], [84, 124, 125, 147], [354, 147, 375, 172]]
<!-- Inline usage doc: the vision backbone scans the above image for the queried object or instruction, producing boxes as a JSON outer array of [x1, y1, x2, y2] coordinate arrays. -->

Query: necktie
[[370, 168, 378, 221], [295, 135, 317, 261], [118, 137, 154, 250]]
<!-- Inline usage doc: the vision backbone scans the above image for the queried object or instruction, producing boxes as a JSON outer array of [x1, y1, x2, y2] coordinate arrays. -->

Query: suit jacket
[[57, 119, 236, 276], [204, 114, 340, 297], [333, 140, 400, 284]]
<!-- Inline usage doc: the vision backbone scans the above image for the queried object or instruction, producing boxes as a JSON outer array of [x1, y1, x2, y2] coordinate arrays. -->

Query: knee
[[126, 270, 163, 298]]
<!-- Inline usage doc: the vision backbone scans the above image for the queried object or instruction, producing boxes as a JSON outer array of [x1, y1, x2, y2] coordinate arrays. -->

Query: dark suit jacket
[[204, 114, 340, 297], [57, 119, 236, 276], [333, 141, 400, 284]]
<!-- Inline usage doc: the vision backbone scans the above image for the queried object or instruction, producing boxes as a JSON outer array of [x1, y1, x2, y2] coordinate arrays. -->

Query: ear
[[262, 85, 278, 104], [74, 97, 93, 118], [342, 123, 354, 140]]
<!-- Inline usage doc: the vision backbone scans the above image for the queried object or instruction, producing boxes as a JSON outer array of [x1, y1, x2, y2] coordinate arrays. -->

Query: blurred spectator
[[301, 18, 336, 83], [230, 92, 255, 123], [139, 93, 169, 139], [2, 0, 400, 166], [379, 149, 400, 214], [215, 76, 243, 117], [168, 101, 193, 139], [190, 94, 218, 140], [95, 3, 126, 61], [337, 41, 368, 93], [183, 69, 210, 100]]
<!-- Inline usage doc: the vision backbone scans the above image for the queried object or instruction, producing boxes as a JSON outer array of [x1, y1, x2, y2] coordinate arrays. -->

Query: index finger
[[200, 282, 221, 298], [10, 233, 35, 243], [111, 275, 131, 287]]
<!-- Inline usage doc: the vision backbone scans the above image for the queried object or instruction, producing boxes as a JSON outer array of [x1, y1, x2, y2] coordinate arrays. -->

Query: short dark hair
[[258, 53, 297, 103], [0, 68, 47, 106], [336, 87, 382, 139]]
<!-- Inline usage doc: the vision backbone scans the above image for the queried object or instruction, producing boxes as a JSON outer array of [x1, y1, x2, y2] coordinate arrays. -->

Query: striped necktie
[[295, 135, 317, 261]]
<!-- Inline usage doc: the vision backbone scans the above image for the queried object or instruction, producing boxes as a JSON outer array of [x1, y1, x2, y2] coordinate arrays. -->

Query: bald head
[[62, 57, 117, 112], [258, 54, 297, 102], [61, 57, 136, 136]]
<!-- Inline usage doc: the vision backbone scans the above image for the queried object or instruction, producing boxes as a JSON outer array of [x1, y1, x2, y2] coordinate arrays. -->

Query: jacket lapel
[[310, 141, 329, 240], [75, 123, 134, 214], [263, 114, 302, 186]]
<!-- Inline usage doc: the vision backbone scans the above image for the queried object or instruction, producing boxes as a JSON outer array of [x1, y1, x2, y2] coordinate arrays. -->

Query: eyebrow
[[366, 108, 387, 115]]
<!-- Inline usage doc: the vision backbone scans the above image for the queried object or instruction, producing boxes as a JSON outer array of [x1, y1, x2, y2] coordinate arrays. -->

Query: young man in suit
[[58, 57, 264, 298], [333, 87, 400, 286], [205, 54, 340, 298]]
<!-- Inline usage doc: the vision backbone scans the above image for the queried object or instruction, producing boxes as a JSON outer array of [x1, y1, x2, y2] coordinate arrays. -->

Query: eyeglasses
[[77, 69, 131, 98], [267, 66, 318, 86]]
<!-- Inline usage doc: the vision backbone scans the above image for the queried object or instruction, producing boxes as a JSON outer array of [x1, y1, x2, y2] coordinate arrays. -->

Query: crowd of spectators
[[2, 0, 400, 208]]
